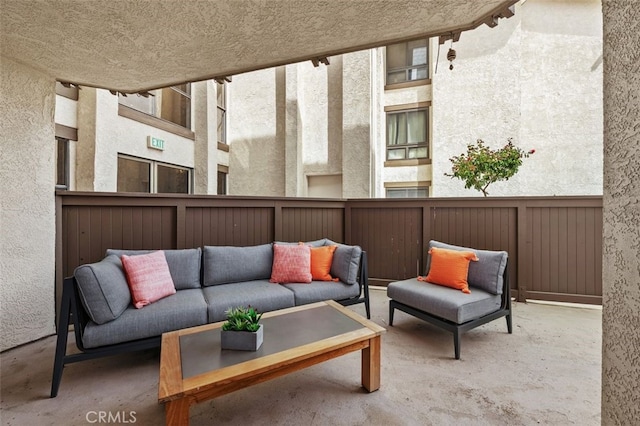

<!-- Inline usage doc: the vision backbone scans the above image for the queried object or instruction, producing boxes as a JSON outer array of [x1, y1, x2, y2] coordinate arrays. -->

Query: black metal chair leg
[[389, 303, 395, 326], [453, 329, 461, 360], [506, 312, 513, 334]]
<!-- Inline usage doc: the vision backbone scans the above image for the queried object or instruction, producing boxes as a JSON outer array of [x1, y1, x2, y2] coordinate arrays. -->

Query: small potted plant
[[220, 306, 264, 351]]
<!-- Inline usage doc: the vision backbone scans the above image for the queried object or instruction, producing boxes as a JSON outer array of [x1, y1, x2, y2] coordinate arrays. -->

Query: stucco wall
[[342, 50, 372, 198], [0, 58, 56, 351], [228, 68, 285, 196], [193, 80, 222, 195], [601, 1, 640, 423], [229, 55, 373, 198], [432, 0, 603, 197]]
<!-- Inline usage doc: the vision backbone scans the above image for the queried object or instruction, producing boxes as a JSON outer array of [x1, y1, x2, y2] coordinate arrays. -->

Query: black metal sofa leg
[[453, 329, 461, 360], [388, 303, 395, 326], [51, 292, 72, 397], [51, 330, 68, 398], [506, 312, 513, 334]]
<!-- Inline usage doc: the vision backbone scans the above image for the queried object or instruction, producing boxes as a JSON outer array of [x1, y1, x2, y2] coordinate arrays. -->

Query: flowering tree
[[446, 138, 534, 197]]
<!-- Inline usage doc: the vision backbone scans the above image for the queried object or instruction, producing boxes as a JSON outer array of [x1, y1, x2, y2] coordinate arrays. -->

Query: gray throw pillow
[[105, 248, 202, 290], [426, 240, 508, 295], [74, 255, 131, 324], [325, 239, 362, 285]]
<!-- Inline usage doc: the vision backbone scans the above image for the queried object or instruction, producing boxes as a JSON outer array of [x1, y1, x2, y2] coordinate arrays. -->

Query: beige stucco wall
[[54, 95, 77, 129], [228, 68, 285, 196], [193, 80, 223, 195], [601, 1, 640, 423], [432, 0, 603, 197], [0, 58, 56, 351], [229, 53, 372, 198]]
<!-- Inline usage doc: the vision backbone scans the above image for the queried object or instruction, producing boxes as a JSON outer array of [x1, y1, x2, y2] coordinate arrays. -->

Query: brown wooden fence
[[56, 192, 602, 310]]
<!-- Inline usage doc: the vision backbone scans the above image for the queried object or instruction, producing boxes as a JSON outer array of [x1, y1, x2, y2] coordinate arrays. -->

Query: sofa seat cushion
[[75, 255, 131, 325], [427, 241, 508, 295], [203, 244, 273, 286], [202, 280, 295, 323], [106, 248, 202, 290], [282, 281, 360, 305], [387, 278, 501, 324], [81, 289, 208, 348]]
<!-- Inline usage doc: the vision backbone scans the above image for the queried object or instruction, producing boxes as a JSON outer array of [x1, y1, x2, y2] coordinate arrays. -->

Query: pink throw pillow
[[270, 244, 312, 284], [121, 251, 176, 308]]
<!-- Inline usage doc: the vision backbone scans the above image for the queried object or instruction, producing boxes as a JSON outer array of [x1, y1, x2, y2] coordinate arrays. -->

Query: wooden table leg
[[361, 335, 381, 392], [165, 397, 192, 426]]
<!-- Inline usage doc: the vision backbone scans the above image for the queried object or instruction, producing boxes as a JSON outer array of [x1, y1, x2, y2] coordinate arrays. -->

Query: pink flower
[[529, 149, 536, 154]]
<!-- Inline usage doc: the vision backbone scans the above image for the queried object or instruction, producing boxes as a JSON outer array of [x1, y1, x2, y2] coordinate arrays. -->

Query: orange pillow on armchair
[[421, 247, 479, 294]]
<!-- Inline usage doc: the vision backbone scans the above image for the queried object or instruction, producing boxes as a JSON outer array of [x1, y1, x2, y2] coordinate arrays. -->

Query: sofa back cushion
[[74, 255, 131, 324], [274, 239, 327, 247], [426, 240, 508, 295], [325, 240, 362, 285], [105, 248, 201, 290], [203, 243, 273, 286]]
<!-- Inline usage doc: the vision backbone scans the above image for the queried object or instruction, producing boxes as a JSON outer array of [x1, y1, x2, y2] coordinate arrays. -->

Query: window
[[217, 171, 227, 195], [117, 155, 191, 194], [217, 82, 227, 144], [386, 108, 429, 160], [217, 164, 228, 195], [118, 83, 191, 129], [386, 39, 429, 85], [55, 137, 69, 189], [386, 187, 429, 198]]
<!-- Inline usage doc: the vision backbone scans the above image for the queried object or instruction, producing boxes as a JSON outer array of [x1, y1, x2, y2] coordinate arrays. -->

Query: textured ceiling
[[0, 0, 517, 93]]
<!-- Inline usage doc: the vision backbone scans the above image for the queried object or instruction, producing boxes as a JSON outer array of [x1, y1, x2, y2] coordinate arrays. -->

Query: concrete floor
[[1, 288, 602, 426]]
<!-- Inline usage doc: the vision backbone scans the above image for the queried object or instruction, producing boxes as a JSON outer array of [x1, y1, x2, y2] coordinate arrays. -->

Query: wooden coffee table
[[158, 300, 385, 425]]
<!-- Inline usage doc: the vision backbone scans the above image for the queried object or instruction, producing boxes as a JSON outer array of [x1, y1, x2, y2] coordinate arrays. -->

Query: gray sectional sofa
[[51, 239, 369, 397]]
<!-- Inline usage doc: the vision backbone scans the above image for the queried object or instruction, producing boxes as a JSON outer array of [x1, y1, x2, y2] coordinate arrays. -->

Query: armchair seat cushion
[[387, 278, 501, 324]]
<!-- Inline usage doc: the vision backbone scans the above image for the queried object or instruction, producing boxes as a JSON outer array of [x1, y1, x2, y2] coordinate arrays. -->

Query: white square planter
[[220, 324, 263, 351]]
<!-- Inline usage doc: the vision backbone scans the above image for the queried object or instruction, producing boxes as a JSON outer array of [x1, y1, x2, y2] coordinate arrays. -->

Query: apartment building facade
[[54, 0, 602, 199]]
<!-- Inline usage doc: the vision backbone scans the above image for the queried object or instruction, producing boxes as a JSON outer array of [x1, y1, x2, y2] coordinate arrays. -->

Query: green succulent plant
[[221, 306, 263, 332]]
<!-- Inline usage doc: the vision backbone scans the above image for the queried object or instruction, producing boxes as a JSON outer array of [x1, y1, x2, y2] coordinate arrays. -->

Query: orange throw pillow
[[310, 245, 339, 281], [423, 247, 479, 294]]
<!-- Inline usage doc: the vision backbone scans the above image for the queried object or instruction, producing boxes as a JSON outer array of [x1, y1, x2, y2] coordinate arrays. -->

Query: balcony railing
[[56, 192, 602, 313]]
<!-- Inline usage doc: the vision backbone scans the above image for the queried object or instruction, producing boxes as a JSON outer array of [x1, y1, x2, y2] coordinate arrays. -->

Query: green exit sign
[[147, 136, 165, 151]]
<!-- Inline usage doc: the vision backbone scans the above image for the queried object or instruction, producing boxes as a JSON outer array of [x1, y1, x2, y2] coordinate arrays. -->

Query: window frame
[[55, 137, 70, 190], [385, 39, 429, 87], [117, 154, 193, 194], [384, 181, 431, 198], [385, 103, 430, 162], [217, 164, 229, 195], [117, 83, 194, 139], [216, 82, 227, 145]]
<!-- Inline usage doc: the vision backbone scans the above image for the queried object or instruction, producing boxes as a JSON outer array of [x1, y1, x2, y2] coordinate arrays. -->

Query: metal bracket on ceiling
[[311, 57, 330, 67], [438, 31, 461, 45], [213, 76, 232, 84], [484, 5, 516, 28]]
